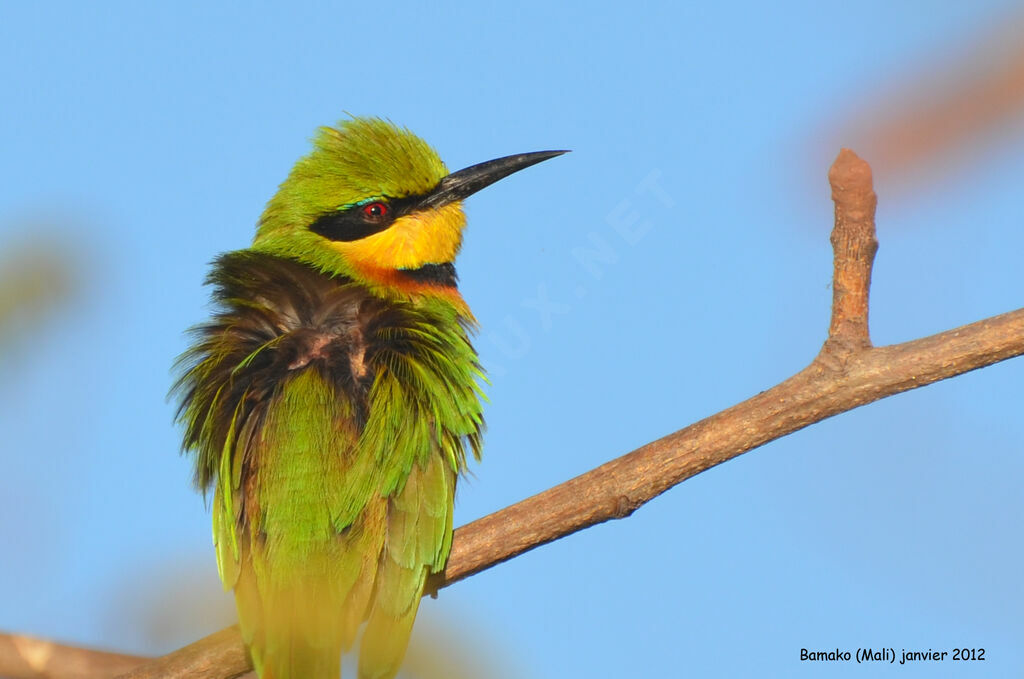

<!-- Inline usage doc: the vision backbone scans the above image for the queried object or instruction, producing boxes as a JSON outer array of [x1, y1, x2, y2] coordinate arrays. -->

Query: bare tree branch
[[0, 630, 145, 679], [3, 150, 1021, 679], [827, 148, 877, 347], [436, 150, 1024, 589], [113, 628, 251, 679]]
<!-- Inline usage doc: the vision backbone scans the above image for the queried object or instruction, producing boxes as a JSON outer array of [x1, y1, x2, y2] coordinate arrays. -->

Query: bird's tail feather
[[253, 634, 342, 679], [240, 567, 347, 679], [357, 557, 427, 679], [357, 452, 452, 679]]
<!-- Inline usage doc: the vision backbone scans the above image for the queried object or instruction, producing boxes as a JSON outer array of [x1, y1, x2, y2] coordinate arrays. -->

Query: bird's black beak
[[422, 150, 568, 209]]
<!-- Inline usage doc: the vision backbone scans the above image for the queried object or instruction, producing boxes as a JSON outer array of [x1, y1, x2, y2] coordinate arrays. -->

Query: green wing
[[215, 369, 387, 679], [178, 252, 484, 679], [211, 367, 462, 679], [358, 443, 456, 679]]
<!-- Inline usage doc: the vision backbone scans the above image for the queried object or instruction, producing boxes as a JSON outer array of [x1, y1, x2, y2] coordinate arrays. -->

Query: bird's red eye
[[362, 202, 389, 219]]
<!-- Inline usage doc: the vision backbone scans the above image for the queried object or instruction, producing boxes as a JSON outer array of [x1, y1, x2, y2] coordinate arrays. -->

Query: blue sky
[[2, 1, 1023, 677]]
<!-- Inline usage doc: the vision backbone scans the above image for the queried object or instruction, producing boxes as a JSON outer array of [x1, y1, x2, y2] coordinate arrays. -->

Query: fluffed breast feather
[[172, 250, 484, 493]]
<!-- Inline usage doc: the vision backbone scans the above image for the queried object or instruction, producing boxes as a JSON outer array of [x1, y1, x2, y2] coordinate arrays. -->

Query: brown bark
[[0, 631, 145, 679], [112, 628, 250, 679]]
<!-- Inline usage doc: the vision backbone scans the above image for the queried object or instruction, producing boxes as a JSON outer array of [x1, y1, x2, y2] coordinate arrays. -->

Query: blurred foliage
[[0, 235, 78, 360]]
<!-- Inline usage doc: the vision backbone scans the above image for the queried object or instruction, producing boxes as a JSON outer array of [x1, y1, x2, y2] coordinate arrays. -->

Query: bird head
[[253, 117, 565, 302]]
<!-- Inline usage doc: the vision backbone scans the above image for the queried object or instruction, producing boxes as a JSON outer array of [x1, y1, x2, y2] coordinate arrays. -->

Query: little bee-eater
[[173, 118, 564, 679]]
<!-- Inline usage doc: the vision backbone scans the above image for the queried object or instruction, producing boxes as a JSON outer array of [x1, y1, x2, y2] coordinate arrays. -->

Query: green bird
[[173, 117, 564, 679]]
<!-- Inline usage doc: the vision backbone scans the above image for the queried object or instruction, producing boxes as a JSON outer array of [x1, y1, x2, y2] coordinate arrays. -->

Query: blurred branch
[[0, 631, 144, 679], [4, 150, 1023, 679], [829, 10, 1024, 188]]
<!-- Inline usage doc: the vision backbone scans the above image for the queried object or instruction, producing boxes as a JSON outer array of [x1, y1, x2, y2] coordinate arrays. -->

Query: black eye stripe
[[309, 211, 389, 242], [308, 193, 429, 242]]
